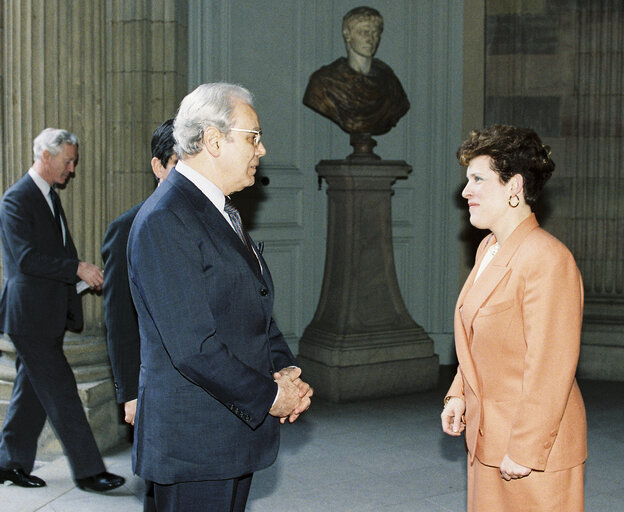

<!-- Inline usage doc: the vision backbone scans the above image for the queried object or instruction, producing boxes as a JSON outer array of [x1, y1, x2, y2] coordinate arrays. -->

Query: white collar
[[174, 160, 225, 213], [27, 168, 52, 197]]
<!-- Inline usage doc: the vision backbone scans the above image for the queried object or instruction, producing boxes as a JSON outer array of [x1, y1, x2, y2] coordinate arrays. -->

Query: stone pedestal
[[298, 159, 439, 402], [578, 302, 624, 381], [0, 334, 126, 461]]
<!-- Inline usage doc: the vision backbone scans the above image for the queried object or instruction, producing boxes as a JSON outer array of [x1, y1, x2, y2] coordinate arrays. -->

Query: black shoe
[[75, 471, 125, 492], [0, 468, 46, 488]]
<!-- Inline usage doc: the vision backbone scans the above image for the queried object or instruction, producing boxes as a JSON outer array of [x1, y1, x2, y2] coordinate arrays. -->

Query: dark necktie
[[49, 187, 64, 235], [224, 197, 251, 250]]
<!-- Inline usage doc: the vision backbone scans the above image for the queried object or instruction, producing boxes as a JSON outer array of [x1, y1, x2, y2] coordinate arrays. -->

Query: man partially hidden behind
[[303, 6, 410, 136], [102, 119, 177, 511], [0, 128, 125, 492], [127, 83, 312, 511]]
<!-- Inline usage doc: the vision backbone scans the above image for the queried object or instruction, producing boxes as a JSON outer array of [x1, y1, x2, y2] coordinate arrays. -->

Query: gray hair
[[33, 128, 79, 161], [173, 82, 254, 157]]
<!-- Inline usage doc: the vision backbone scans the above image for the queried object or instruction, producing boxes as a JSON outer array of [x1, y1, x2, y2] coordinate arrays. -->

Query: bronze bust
[[303, 6, 410, 158]]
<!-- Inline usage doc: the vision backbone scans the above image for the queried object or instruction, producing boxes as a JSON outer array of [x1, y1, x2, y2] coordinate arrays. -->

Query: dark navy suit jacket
[[127, 170, 296, 484], [0, 173, 82, 337], [102, 201, 144, 403]]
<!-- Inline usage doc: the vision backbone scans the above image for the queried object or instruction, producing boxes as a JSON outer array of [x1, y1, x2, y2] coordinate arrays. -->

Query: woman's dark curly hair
[[457, 125, 555, 209]]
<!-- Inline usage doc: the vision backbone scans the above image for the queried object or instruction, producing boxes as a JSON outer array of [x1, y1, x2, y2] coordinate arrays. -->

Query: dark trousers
[[0, 334, 105, 479], [154, 474, 253, 512], [144, 479, 156, 512]]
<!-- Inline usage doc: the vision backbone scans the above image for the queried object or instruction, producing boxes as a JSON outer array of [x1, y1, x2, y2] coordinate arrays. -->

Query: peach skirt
[[467, 457, 584, 512]]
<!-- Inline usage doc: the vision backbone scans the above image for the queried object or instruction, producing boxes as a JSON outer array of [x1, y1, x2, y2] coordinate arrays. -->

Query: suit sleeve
[[102, 218, 140, 403], [0, 190, 78, 283], [129, 208, 278, 429], [446, 369, 464, 400], [506, 244, 584, 470]]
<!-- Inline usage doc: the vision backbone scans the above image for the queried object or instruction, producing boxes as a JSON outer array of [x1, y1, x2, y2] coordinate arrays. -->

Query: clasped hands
[[269, 367, 313, 424]]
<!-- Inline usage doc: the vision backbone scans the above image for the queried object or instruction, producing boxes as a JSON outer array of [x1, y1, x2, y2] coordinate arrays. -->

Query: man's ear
[[151, 157, 166, 182], [203, 127, 222, 157]]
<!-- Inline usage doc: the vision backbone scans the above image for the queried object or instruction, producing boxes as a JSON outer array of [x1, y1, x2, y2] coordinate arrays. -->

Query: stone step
[[0, 379, 127, 461], [0, 334, 111, 367]]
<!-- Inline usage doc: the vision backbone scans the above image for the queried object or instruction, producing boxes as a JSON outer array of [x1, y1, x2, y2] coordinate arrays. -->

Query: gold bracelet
[[443, 395, 458, 407]]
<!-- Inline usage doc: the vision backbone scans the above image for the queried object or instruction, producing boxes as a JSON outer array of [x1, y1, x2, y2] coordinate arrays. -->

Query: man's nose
[[256, 141, 267, 157]]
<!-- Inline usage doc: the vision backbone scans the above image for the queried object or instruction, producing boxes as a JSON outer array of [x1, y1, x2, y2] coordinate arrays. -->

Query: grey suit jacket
[[127, 170, 296, 483]]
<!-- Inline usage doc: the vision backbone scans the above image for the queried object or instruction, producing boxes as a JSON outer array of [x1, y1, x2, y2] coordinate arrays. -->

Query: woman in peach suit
[[441, 125, 586, 511]]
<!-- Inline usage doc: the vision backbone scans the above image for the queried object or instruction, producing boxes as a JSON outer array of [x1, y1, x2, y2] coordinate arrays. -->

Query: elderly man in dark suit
[[101, 119, 176, 512], [127, 83, 312, 512], [0, 128, 124, 492]]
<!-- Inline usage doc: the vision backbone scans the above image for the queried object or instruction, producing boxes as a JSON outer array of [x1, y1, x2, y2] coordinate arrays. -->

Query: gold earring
[[508, 194, 520, 208]]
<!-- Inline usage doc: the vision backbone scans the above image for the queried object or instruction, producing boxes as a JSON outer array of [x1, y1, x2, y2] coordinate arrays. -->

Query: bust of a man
[[303, 6, 410, 138]]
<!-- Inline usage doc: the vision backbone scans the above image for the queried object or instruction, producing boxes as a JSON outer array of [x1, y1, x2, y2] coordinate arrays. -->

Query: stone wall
[[484, 0, 624, 379]]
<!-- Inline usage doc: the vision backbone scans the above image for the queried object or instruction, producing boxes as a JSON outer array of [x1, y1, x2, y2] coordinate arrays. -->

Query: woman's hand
[[500, 453, 532, 481], [441, 397, 466, 436]]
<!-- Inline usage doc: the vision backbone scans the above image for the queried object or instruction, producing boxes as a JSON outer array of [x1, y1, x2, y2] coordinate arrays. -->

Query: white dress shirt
[[28, 168, 66, 244]]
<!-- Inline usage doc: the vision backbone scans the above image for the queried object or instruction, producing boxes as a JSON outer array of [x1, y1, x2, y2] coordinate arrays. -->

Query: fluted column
[[0, 0, 188, 457], [568, 3, 624, 380], [483, 0, 624, 381]]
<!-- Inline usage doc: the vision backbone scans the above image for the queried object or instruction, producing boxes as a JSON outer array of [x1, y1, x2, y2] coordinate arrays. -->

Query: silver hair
[[173, 82, 254, 157], [32, 128, 79, 161]]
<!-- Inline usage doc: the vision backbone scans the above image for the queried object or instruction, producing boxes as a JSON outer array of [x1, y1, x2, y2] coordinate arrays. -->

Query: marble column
[[483, 1, 624, 381], [298, 160, 439, 402], [0, 0, 187, 458]]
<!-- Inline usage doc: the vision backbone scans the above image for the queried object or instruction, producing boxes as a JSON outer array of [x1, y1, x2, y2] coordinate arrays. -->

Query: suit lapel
[[454, 214, 540, 399], [24, 175, 71, 252], [169, 172, 268, 286], [24, 175, 57, 231], [453, 246, 485, 402]]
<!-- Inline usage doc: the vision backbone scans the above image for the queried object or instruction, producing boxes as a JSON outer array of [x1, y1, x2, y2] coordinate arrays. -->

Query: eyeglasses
[[229, 128, 262, 147]]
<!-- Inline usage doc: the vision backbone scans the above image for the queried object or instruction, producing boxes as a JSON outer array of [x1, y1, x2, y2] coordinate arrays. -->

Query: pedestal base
[[578, 310, 624, 381], [298, 354, 439, 403], [299, 325, 439, 402]]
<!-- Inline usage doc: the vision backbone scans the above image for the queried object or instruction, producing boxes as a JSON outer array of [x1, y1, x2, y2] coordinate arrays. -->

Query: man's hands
[[269, 367, 313, 424], [440, 397, 466, 436], [124, 399, 137, 426], [77, 261, 104, 291]]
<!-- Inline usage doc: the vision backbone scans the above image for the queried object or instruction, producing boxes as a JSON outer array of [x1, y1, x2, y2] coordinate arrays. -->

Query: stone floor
[[1, 377, 623, 511]]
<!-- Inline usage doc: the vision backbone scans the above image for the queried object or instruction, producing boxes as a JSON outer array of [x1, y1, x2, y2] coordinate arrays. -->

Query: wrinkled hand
[[269, 367, 313, 423], [500, 454, 531, 481], [77, 261, 104, 291], [124, 399, 137, 426], [274, 367, 313, 423], [440, 397, 466, 436], [269, 370, 301, 421]]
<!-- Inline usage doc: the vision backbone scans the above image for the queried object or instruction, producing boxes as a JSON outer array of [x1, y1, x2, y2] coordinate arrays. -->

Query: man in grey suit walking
[[0, 128, 124, 492], [127, 83, 312, 511]]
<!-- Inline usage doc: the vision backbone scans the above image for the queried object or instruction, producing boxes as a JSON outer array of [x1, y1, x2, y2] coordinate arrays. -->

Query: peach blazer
[[447, 214, 587, 472]]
